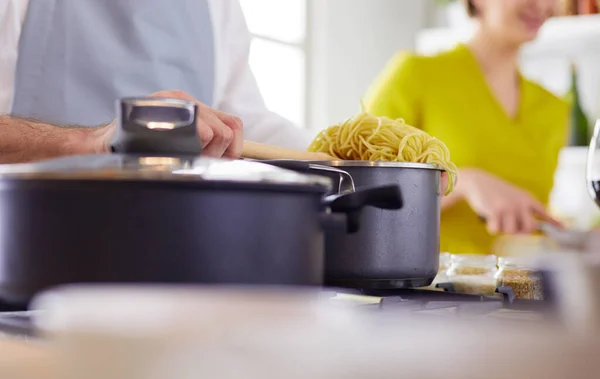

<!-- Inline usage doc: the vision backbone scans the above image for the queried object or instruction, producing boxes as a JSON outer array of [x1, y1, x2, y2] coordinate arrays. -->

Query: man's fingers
[[145, 90, 241, 158], [195, 118, 214, 149], [213, 109, 243, 158], [199, 109, 234, 157], [213, 108, 242, 128]]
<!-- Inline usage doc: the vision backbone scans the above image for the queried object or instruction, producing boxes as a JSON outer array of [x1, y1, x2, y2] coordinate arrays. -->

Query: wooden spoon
[[242, 141, 335, 161]]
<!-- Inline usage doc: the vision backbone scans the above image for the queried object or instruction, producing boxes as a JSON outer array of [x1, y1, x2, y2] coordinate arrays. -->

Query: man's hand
[[98, 90, 244, 158], [150, 91, 243, 158], [0, 91, 244, 164]]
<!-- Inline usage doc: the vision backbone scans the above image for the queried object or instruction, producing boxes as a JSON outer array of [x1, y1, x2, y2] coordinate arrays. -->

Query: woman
[[364, 0, 567, 255]]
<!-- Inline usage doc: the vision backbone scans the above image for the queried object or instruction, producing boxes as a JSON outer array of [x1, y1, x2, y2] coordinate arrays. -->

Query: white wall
[[416, 13, 600, 120], [307, 0, 435, 132]]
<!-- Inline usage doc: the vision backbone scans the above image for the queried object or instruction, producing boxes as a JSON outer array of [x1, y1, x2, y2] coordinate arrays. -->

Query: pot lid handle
[[110, 97, 203, 157]]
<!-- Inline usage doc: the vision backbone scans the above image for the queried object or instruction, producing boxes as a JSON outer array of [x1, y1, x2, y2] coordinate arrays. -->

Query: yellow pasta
[[308, 112, 458, 194]]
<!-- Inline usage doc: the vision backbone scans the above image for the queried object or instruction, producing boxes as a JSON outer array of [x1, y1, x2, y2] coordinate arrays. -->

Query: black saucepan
[[315, 161, 442, 290], [255, 159, 441, 290], [260, 161, 442, 291]]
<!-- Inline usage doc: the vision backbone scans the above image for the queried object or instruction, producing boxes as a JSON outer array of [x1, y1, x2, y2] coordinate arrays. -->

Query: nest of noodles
[[307, 112, 458, 194]]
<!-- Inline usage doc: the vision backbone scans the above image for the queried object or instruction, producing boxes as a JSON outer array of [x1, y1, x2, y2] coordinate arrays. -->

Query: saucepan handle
[[255, 159, 356, 194], [309, 164, 355, 194], [323, 185, 403, 234]]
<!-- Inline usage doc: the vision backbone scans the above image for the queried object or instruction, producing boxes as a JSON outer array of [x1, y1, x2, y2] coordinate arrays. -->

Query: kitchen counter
[[0, 338, 57, 379], [0, 282, 592, 379], [331, 292, 549, 324]]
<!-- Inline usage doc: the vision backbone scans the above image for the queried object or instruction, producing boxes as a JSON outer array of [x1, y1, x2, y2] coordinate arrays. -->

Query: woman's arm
[[0, 116, 110, 164]]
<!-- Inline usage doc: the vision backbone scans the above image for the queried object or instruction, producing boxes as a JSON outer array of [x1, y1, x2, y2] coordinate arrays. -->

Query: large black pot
[[0, 98, 403, 305], [310, 161, 442, 290]]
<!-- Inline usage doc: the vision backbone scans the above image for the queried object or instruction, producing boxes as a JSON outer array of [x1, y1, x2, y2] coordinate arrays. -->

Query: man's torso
[[0, 0, 229, 128]]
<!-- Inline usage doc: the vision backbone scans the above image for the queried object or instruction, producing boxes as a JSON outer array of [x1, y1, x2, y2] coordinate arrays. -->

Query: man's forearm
[[0, 116, 111, 164]]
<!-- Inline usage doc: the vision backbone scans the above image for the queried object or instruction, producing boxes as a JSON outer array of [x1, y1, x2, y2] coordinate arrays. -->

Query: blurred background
[[240, 0, 600, 230]]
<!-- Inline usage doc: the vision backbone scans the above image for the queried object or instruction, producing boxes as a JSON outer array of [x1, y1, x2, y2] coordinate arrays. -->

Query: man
[[0, 0, 312, 163]]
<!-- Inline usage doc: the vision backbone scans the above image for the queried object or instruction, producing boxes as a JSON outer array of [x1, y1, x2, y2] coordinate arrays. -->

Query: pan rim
[[307, 161, 442, 171]]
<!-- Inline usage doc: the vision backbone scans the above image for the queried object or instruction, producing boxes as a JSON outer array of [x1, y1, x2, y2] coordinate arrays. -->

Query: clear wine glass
[[587, 119, 600, 209]]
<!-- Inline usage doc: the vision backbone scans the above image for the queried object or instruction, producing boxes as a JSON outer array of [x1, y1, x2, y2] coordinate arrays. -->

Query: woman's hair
[[463, 0, 477, 17]]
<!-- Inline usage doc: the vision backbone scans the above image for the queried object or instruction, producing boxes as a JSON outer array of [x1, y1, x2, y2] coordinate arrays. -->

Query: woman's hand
[[440, 172, 449, 199], [456, 168, 558, 235]]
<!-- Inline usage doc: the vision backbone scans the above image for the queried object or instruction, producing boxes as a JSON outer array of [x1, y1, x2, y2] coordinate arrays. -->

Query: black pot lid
[[0, 154, 333, 190]]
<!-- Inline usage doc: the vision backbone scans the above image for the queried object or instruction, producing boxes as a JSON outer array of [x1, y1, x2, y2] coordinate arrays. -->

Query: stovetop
[[328, 286, 551, 323], [0, 284, 554, 339]]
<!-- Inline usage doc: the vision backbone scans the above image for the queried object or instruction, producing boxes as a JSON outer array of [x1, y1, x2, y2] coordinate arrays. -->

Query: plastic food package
[[496, 257, 544, 300], [446, 254, 499, 296]]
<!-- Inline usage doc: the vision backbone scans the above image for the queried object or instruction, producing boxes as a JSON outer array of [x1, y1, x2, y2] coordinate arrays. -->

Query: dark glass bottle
[[568, 63, 590, 147]]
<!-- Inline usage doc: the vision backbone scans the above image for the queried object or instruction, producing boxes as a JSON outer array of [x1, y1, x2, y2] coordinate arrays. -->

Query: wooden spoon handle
[[242, 141, 334, 161]]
